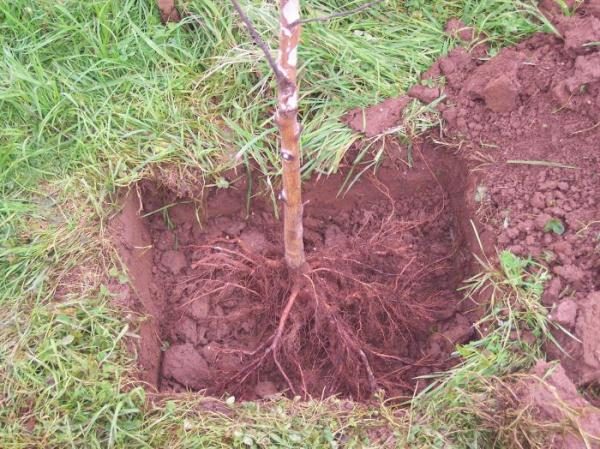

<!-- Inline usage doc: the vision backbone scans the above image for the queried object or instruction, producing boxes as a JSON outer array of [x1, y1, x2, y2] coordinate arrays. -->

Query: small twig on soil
[[311, 267, 383, 291], [228, 0, 286, 82], [367, 348, 444, 367], [135, 184, 144, 214], [273, 350, 297, 396], [177, 282, 262, 309], [368, 175, 396, 238], [293, 358, 308, 395], [317, 256, 403, 277], [193, 244, 258, 265], [290, 0, 386, 26]]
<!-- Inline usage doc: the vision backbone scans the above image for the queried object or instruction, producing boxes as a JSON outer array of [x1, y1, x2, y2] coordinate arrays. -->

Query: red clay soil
[[343, 96, 411, 137], [111, 147, 479, 401], [340, 4, 600, 443]]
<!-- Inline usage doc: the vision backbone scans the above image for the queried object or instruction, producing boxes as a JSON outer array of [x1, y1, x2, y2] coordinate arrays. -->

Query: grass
[[0, 0, 565, 447]]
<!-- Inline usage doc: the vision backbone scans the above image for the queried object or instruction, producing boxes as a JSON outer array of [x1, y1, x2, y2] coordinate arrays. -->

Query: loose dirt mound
[[112, 148, 478, 400], [403, 10, 600, 388]]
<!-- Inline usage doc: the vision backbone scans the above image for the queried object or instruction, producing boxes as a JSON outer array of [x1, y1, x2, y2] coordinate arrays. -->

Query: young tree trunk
[[228, 0, 306, 270], [277, 0, 305, 270]]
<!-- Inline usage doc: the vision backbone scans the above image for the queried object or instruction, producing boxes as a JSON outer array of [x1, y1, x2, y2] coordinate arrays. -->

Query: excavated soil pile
[[112, 148, 478, 400], [399, 8, 600, 390]]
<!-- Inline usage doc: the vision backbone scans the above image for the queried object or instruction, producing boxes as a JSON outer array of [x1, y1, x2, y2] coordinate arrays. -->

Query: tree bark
[[277, 0, 305, 270]]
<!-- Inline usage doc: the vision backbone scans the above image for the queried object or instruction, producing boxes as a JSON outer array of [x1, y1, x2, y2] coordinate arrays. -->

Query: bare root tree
[[181, 0, 447, 400], [230, 0, 388, 271]]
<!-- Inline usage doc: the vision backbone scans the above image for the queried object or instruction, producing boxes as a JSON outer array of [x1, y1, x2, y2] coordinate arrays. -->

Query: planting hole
[[112, 144, 479, 401]]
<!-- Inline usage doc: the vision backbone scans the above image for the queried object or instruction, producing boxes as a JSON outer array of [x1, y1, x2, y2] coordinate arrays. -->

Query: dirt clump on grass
[[112, 147, 478, 401], [157, 0, 180, 23], [404, 12, 600, 388], [343, 96, 411, 137]]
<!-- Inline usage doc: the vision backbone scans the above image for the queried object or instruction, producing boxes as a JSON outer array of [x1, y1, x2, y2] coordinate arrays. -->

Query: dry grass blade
[[506, 160, 578, 169]]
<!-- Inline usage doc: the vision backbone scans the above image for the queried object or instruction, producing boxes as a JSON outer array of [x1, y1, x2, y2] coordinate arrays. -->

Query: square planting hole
[[111, 145, 479, 401]]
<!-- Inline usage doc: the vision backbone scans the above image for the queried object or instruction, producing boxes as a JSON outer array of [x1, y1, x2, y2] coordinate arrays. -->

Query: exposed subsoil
[[419, 5, 600, 443], [112, 146, 480, 401], [518, 360, 600, 449]]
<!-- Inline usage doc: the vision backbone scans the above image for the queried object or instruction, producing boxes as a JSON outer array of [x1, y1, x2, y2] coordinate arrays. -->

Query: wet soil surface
[[518, 360, 600, 449], [112, 147, 478, 400]]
